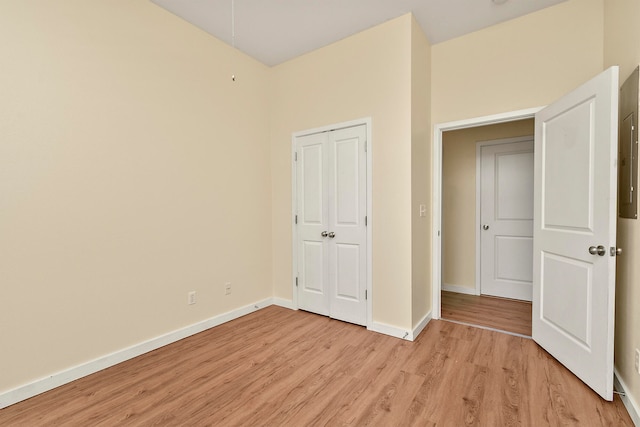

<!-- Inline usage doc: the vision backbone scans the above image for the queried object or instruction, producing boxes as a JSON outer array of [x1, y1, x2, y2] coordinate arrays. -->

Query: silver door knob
[[328, 232, 336, 238], [321, 231, 328, 237], [482, 224, 489, 230], [588, 245, 606, 256]]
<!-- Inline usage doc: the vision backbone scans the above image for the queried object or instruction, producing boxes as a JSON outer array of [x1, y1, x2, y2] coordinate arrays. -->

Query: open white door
[[533, 66, 619, 401]]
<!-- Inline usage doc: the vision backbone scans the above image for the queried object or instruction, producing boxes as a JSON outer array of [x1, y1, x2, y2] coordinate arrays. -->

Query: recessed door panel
[[334, 243, 360, 301], [496, 152, 534, 220], [542, 100, 594, 232], [540, 252, 591, 347], [302, 241, 324, 294], [495, 236, 533, 283], [335, 137, 360, 225], [301, 144, 324, 225]]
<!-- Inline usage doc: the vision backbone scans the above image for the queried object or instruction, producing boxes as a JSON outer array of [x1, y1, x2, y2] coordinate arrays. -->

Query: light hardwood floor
[[441, 291, 533, 336], [0, 306, 631, 426]]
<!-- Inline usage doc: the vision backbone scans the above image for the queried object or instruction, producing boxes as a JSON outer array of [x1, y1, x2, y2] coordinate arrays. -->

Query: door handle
[[482, 224, 489, 231], [328, 232, 336, 238], [321, 231, 328, 237], [588, 245, 606, 256]]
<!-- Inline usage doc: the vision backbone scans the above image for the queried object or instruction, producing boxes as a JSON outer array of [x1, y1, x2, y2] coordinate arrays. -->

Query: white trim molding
[[2, 296, 417, 410], [0, 298, 273, 409], [369, 322, 412, 341], [614, 370, 640, 426], [412, 311, 432, 340], [272, 298, 296, 310]]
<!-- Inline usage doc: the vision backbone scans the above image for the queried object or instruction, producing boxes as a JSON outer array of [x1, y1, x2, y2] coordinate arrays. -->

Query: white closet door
[[295, 124, 367, 326], [296, 132, 330, 316], [328, 125, 367, 325]]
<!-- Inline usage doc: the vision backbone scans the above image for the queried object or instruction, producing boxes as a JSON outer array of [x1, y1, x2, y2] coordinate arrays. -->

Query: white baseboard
[[1, 297, 424, 409], [369, 321, 412, 341], [412, 311, 432, 340], [615, 369, 640, 426], [272, 297, 296, 310], [442, 283, 478, 295], [0, 298, 272, 410]]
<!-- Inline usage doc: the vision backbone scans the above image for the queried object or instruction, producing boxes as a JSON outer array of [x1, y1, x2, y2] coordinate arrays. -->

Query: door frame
[[291, 117, 373, 328], [475, 136, 535, 298], [432, 108, 542, 319]]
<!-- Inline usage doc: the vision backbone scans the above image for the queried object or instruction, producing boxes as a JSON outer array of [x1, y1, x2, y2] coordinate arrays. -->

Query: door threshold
[[441, 318, 532, 339]]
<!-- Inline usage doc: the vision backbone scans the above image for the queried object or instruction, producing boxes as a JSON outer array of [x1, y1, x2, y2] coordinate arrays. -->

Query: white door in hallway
[[533, 66, 619, 401], [295, 124, 367, 326], [480, 138, 534, 301]]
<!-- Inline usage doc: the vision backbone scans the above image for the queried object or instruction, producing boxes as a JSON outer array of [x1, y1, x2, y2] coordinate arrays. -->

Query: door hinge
[[364, 140, 367, 152], [296, 277, 299, 287], [365, 289, 367, 300], [295, 214, 298, 224], [294, 152, 298, 161], [365, 216, 368, 226]]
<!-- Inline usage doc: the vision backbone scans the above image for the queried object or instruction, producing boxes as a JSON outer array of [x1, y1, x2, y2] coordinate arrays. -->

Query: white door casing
[[533, 66, 619, 401], [295, 124, 368, 326], [479, 138, 534, 301]]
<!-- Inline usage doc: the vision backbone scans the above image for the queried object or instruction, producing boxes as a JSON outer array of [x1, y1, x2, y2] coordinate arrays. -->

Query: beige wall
[[442, 120, 534, 290], [0, 1, 271, 393], [605, 0, 640, 412], [411, 18, 432, 327], [431, 0, 604, 300], [432, 0, 604, 125], [269, 14, 414, 330]]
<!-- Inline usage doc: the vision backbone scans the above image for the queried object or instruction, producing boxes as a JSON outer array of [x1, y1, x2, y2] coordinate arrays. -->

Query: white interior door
[[480, 138, 534, 301], [533, 66, 619, 401], [327, 126, 367, 325], [296, 132, 330, 316], [296, 124, 367, 326]]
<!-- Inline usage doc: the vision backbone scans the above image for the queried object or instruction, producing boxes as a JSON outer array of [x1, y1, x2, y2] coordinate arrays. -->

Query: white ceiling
[[150, 0, 566, 67]]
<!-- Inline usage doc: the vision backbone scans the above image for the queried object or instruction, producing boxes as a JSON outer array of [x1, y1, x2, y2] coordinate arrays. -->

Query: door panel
[[533, 66, 618, 401], [301, 144, 324, 224], [540, 253, 592, 347], [542, 100, 594, 230], [335, 137, 360, 224], [334, 243, 360, 301], [496, 151, 534, 220], [495, 236, 533, 283], [480, 139, 534, 301], [297, 133, 329, 316], [329, 125, 367, 325]]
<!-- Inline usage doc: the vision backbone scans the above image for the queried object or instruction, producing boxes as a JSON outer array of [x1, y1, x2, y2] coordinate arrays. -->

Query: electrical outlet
[[188, 291, 196, 305], [225, 282, 232, 295], [635, 348, 640, 374]]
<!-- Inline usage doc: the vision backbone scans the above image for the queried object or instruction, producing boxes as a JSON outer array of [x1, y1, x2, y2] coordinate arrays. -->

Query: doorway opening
[[432, 109, 541, 336]]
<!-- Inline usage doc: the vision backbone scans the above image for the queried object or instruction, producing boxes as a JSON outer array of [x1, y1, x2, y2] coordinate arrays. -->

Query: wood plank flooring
[[0, 306, 631, 426], [441, 291, 532, 336]]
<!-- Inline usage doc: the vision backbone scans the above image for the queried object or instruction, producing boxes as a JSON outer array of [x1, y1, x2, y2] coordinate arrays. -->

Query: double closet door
[[295, 124, 367, 326]]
